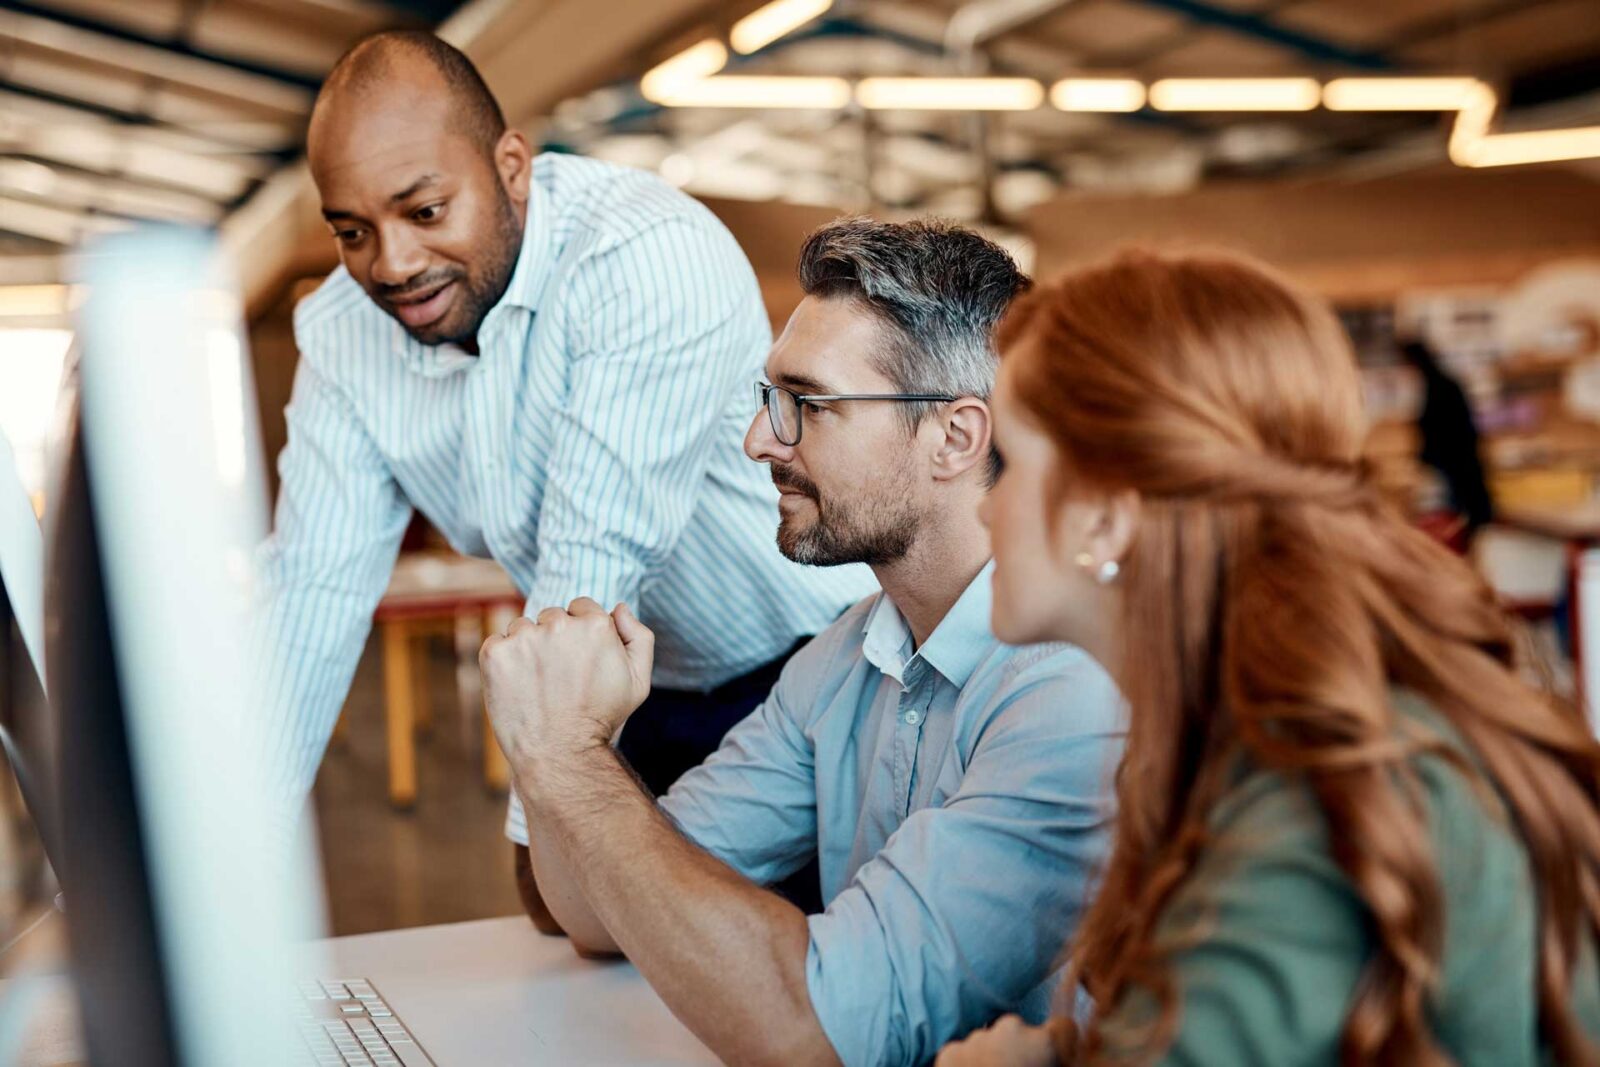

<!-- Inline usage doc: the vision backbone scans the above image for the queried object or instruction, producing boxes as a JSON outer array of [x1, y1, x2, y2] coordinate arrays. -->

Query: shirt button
[[904, 710, 922, 726]]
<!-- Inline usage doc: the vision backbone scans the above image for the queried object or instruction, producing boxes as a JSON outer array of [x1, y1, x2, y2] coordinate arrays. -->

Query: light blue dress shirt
[[659, 562, 1124, 1067], [255, 153, 874, 817]]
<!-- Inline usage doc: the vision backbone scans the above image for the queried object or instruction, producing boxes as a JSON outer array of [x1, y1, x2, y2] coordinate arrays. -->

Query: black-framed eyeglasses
[[755, 381, 957, 447]]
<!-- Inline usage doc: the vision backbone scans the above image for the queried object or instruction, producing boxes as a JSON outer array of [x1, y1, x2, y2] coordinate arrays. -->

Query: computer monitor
[[42, 226, 328, 1066]]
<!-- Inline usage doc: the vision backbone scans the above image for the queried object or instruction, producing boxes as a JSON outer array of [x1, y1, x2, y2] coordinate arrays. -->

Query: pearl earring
[[1076, 552, 1120, 585]]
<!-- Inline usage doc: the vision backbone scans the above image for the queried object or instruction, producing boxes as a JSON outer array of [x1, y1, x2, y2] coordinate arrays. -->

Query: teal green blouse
[[1098, 692, 1600, 1066]]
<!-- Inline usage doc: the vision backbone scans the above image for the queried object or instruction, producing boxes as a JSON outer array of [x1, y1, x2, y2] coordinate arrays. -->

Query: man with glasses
[[484, 218, 1124, 1066]]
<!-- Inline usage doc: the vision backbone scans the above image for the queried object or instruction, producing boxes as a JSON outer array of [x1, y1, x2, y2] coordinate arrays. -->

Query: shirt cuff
[[803, 910, 892, 1067], [504, 790, 529, 846]]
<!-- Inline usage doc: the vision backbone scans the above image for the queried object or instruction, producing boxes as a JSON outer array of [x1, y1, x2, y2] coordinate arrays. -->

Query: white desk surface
[[7, 914, 718, 1066], [319, 916, 719, 1066]]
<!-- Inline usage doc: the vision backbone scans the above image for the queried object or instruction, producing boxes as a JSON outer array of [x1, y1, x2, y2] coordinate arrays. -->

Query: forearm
[[511, 844, 575, 940], [523, 744, 839, 1067], [517, 787, 622, 955]]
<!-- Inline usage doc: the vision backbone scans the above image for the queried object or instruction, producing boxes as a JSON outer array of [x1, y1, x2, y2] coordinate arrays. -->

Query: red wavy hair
[[998, 248, 1600, 1065]]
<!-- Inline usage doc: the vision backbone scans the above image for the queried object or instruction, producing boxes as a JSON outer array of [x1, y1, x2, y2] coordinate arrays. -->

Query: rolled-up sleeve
[[655, 629, 845, 883], [804, 657, 1123, 1067]]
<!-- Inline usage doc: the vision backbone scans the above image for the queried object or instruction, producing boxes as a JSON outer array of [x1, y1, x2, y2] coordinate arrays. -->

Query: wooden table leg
[[481, 608, 514, 794], [411, 627, 433, 736], [382, 618, 418, 810]]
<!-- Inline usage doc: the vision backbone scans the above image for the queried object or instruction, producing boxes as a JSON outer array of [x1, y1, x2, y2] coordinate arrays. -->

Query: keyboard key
[[298, 978, 433, 1067], [391, 1041, 435, 1067]]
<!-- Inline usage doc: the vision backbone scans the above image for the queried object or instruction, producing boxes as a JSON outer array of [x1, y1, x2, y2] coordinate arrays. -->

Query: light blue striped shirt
[[256, 153, 874, 815], [659, 562, 1124, 1067]]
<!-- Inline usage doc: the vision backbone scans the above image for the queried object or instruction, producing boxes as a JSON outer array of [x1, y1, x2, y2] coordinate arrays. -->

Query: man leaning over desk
[[253, 29, 872, 898]]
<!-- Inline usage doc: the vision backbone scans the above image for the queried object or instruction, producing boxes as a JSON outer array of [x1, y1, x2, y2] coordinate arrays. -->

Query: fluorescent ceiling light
[[856, 77, 1045, 111], [640, 39, 728, 102], [1049, 79, 1146, 112], [1148, 78, 1319, 111], [731, 0, 833, 54], [1446, 80, 1499, 163], [1323, 77, 1483, 111], [1456, 125, 1600, 167], [650, 76, 851, 109]]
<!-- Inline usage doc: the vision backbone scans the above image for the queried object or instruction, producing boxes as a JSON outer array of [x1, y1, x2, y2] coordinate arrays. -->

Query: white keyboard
[[292, 978, 437, 1067]]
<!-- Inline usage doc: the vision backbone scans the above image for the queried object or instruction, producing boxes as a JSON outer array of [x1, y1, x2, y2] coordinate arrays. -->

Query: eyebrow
[[774, 371, 834, 394], [320, 173, 444, 221], [389, 173, 442, 203]]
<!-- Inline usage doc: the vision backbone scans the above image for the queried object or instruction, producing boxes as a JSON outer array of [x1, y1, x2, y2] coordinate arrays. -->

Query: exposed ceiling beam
[[0, 4, 314, 113], [0, 78, 297, 157], [0, 151, 235, 207], [0, 0, 324, 90], [0, 99, 264, 201], [0, 181, 178, 226], [1125, 0, 1391, 70], [0, 192, 125, 244], [0, 157, 225, 223]]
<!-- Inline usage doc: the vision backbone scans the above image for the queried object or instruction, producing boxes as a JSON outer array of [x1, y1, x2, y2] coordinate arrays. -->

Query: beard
[[381, 188, 523, 348], [772, 462, 921, 567]]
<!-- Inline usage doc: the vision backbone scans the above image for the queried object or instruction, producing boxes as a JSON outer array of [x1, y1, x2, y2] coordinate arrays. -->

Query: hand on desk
[[479, 597, 655, 767]]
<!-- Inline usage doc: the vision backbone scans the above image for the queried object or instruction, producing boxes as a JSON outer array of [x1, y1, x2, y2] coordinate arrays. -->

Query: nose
[[370, 223, 429, 288], [744, 408, 794, 466]]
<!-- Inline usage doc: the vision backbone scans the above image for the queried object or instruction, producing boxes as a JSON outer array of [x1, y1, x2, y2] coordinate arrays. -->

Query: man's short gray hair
[[796, 217, 1028, 480]]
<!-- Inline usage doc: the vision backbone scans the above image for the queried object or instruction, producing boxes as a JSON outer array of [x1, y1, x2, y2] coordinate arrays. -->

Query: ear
[[495, 129, 533, 208], [1078, 488, 1141, 569], [930, 397, 993, 483]]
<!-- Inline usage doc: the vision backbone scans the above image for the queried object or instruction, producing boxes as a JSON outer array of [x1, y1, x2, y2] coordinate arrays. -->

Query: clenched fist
[[479, 596, 656, 769]]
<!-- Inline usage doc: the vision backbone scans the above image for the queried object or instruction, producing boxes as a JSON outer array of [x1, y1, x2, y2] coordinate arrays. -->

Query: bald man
[[255, 31, 871, 916]]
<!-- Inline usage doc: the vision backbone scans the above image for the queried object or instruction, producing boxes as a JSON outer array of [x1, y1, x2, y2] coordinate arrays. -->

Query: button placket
[[893, 661, 932, 816]]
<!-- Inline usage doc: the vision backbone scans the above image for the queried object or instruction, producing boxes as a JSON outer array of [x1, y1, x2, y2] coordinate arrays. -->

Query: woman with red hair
[[939, 249, 1600, 1065]]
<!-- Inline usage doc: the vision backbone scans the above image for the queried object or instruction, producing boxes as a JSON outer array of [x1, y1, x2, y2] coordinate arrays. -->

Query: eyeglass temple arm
[[797, 393, 959, 402]]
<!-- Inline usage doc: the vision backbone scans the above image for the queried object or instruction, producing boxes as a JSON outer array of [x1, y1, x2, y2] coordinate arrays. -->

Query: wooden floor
[[313, 632, 524, 936]]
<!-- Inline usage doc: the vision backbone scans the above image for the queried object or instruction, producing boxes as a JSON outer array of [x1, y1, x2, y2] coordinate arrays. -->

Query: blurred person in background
[[939, 249, 1600, 1066], [1401, 338, 1494, 550], [255, 30, 870, 915]]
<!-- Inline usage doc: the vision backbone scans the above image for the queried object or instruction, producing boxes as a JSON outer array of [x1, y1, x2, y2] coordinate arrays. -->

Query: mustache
[[376, 268, 464, 302], [771, 465, 819, 500]]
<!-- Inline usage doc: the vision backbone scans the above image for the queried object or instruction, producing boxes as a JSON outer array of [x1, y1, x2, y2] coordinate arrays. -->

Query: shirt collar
[[389, 176, 556, 378], [497, 176, 555, 314], [860, 561, 998, 689]]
